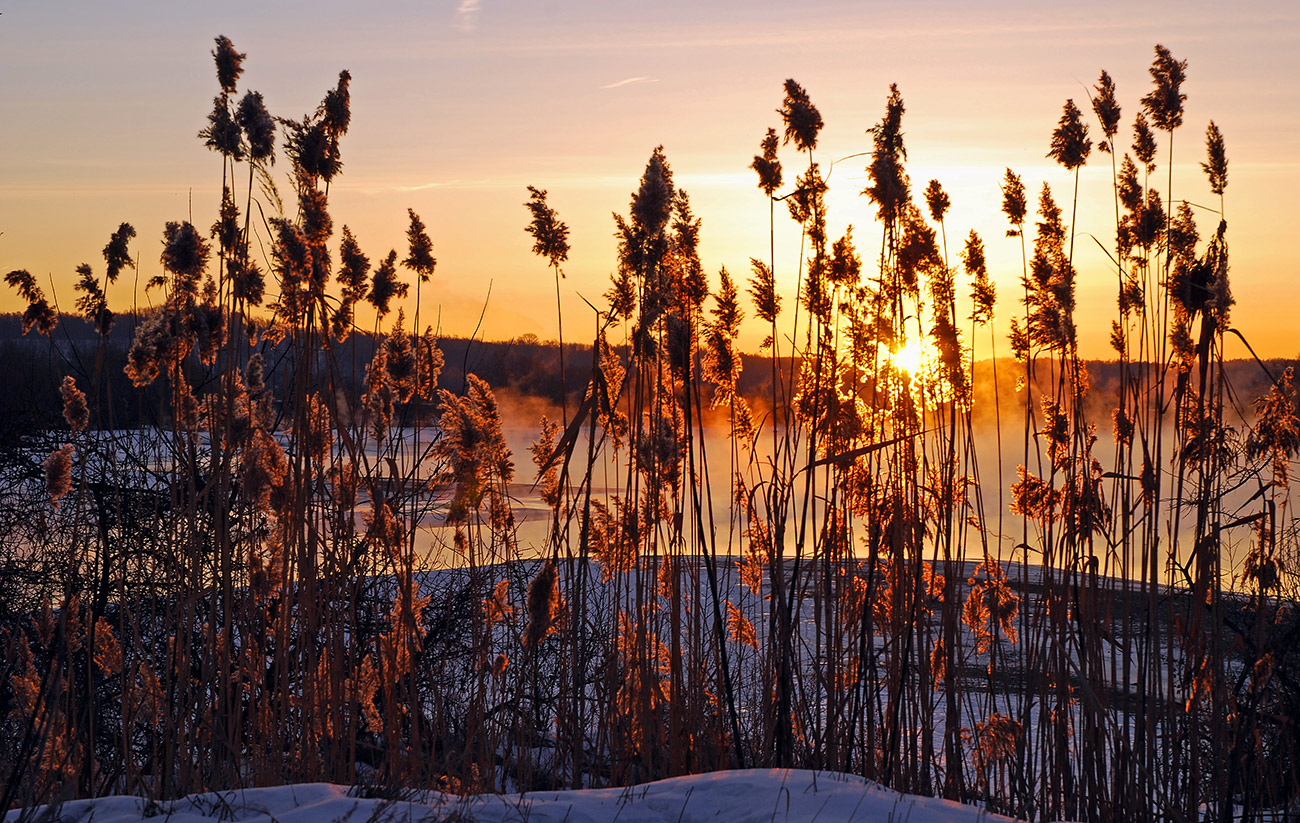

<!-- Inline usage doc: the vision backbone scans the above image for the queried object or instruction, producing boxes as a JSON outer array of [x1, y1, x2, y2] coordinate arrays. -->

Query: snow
[[6, 770, 1021, 823]]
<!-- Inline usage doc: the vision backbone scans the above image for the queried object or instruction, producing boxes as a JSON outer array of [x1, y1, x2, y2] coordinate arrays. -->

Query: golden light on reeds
[[0, 30, 1296, 823]]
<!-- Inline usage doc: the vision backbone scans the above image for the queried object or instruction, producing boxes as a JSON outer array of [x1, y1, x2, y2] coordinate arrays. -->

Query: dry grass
[[2, 39, 1298, 823]]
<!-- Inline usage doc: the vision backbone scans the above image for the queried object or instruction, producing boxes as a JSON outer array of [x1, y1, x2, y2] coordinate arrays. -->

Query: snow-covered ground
[[6, 770, 1020, 823]]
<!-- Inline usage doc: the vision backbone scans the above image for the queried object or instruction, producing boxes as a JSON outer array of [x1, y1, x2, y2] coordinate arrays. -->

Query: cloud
[[456, 0, 481, 32], [394, 181, 449, 192], [600, 76, 658, 90]]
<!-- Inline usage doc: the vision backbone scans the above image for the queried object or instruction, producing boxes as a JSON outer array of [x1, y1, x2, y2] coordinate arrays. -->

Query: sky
[[2, 0, 1298, 358]]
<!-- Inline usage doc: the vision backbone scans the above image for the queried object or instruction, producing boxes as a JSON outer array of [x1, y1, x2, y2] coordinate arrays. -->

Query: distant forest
[[2, 311, 1292, 435]]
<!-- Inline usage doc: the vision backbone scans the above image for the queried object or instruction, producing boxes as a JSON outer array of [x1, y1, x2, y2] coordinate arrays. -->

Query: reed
[[1, 37, 1297, 823]]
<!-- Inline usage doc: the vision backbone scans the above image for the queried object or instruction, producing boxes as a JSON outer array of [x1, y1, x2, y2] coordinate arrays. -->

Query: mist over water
[[404, 407, 1259, 588]]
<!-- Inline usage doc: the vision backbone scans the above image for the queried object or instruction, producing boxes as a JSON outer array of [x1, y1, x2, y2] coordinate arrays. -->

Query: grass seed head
[[1141, 44, 1188, 132], [751, 127, 783, 195], [236, 90, 276, 164], [367, 250, 405, 319], [161, 221, 211, 291], [320, 70, 352, 138], [212, 35, 245, 96], [924, 179, 950, 223], [524, 186, 571, 271], [60, 376, 89, 432], [200, 96, 244, 159], [865, 84, 909, 227], [1132, 111, 1158, 172], [1048, 98, 1092, 171], [1000, 169, 1026, 229], [524, 559, 558, 649], [102, 222, 136, 283], [1202, 121, 1228, 196], [43, 444, 74, 506], [404, 208, 437, 282], [778, 78, 823, 152], [1092, 70, 1122, 150]]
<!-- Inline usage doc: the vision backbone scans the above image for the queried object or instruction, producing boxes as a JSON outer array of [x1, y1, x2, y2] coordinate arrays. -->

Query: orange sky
[[2, 1, 1298, 358]]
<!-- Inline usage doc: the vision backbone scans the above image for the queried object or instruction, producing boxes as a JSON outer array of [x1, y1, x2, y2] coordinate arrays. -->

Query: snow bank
[[7, 769, 1020, 823]]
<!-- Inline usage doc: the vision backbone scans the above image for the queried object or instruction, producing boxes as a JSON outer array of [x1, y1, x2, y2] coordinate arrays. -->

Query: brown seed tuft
[[60, 376, 89, 432], [43, 444, 74, 506]]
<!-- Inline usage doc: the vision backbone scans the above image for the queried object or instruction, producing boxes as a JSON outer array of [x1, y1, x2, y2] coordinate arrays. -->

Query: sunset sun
[[892, 336, 927, 378]]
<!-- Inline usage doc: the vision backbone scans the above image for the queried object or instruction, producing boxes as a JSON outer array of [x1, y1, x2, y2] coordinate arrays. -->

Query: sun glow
[[885, 333, 966, 411], [892, 337, 926, 378]]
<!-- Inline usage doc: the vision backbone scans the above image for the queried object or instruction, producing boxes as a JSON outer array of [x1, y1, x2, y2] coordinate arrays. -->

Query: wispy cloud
[[394, 180, 453, 192], [456, 0, 481, 33], [601, 76, 658, 90], [426, 12, 1281, 58]]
